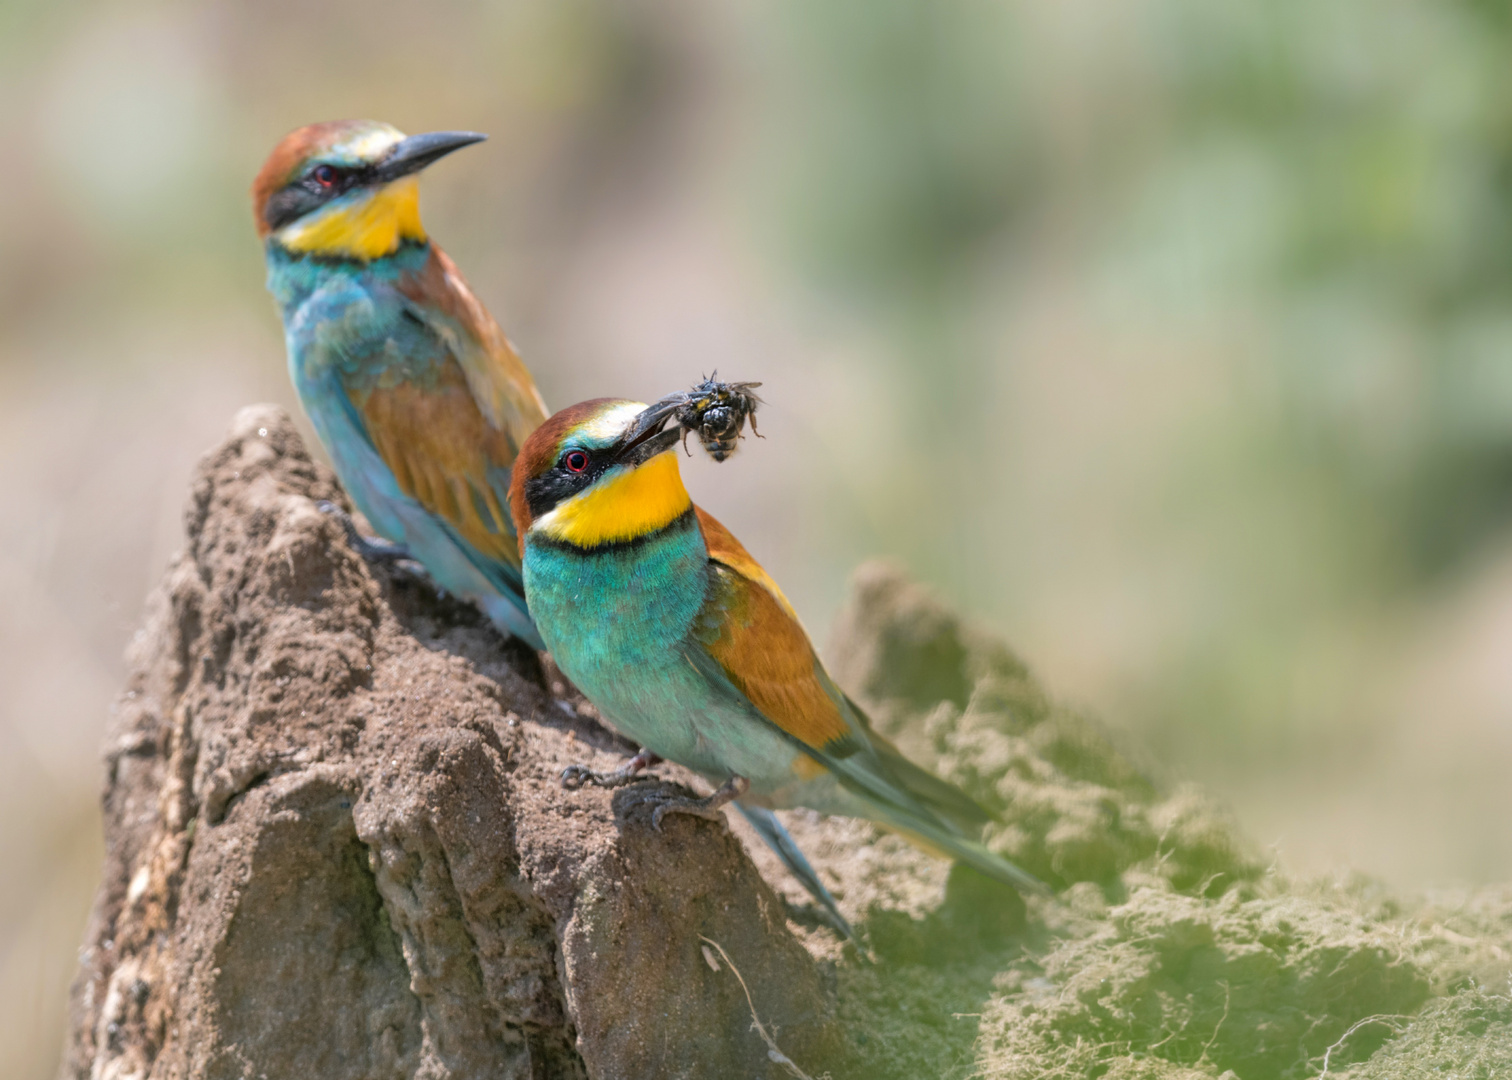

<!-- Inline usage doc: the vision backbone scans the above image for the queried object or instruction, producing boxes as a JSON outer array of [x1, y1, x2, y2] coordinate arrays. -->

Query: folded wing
[[355, 356, 524, 570], [687, 508, 1047, 895], [332, 248, 547, 596]]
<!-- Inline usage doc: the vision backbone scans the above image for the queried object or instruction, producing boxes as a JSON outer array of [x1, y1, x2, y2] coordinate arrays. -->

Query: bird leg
[[317, 501, 414, 563], [560, 748, 661, 791], [619, 774, 751, 832]]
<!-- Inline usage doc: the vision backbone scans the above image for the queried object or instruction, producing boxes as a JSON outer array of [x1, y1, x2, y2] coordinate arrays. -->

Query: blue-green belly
[[523, 518, 814, 796]]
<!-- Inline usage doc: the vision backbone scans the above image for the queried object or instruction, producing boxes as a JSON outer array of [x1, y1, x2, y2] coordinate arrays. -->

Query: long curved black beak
[[374, 131, 487, 183], [613, 396, 686, 467]]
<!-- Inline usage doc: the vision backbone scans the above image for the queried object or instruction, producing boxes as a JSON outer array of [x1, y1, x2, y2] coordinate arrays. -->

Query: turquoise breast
[[523, 511, 821, 791], [524, 513, 716, 760]]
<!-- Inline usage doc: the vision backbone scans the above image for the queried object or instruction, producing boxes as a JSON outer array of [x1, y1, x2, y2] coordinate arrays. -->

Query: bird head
[[252, 119, 485, 261], [509, 398, 691, 552]]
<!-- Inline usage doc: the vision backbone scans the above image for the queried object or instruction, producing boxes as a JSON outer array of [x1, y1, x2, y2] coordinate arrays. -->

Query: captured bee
[[672, 373, 764, 462]]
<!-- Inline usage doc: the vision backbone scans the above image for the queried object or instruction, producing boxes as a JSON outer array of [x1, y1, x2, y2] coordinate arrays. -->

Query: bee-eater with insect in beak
[[254, 120, 548, 647], [507, 397, 1047, 938]]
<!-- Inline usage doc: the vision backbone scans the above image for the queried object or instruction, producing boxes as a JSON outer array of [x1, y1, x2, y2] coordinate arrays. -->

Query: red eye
[[313, 164, 338, 187], [564, 450, 589, 473]]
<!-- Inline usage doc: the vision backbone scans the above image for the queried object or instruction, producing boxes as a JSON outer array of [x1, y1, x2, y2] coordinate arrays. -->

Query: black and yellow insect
[[666, 374, 764, 461]]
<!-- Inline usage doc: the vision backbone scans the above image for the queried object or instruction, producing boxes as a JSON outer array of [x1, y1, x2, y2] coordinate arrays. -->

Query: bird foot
[[561, 748, 662, 791], [618, 775, 750, 832], [317, 501, 414, 563]]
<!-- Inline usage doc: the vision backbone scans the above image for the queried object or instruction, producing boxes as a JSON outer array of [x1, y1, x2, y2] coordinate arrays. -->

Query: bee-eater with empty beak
[[508, 398, 1046, 936], [254, 120, 548, 647]]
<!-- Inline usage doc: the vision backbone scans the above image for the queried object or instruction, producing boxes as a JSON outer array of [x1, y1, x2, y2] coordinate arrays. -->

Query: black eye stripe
[[263, 163, 372, 232], [525, 448, 608, 519]]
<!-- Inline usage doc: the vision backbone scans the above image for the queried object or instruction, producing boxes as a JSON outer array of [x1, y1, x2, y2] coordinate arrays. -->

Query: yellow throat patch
[[277, 178, 426, 260], [537, 452, 692, 548]]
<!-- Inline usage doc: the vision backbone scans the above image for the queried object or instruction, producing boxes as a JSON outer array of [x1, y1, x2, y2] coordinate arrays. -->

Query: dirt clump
[[61, 406, 837, 1080], [829, 564, 1265, 898], [976, 887, 1429, 1078], [818, 565, 1480, 1079], [1340, 980, 1512, 1079]]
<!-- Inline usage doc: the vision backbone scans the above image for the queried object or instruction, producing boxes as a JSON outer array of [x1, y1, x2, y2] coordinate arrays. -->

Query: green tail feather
[[827, 746, 1050, 896]]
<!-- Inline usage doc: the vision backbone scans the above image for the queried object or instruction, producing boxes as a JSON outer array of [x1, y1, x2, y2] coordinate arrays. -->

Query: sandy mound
[[62, 407, 1512, 1079], [819, 564, 1510, 1079]]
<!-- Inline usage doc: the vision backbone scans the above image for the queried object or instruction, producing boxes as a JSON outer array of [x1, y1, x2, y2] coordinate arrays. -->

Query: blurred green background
[[5, 0, 1512, 1073]]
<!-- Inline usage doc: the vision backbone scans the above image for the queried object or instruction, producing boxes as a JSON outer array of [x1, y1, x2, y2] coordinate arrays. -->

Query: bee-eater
[[507, 397, 1046, 936], [254, 119, 548, 647]]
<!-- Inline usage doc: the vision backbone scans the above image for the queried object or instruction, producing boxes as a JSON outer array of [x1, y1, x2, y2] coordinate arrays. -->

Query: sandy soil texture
[[63, 406, 1512, 1079]]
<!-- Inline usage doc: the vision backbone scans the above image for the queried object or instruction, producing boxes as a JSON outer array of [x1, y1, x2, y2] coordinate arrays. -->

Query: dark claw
[[317, 501, 414, 563], [560, 748, 661, 791], [561, 763, 643, 791], [616, 775, 750, 832]]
